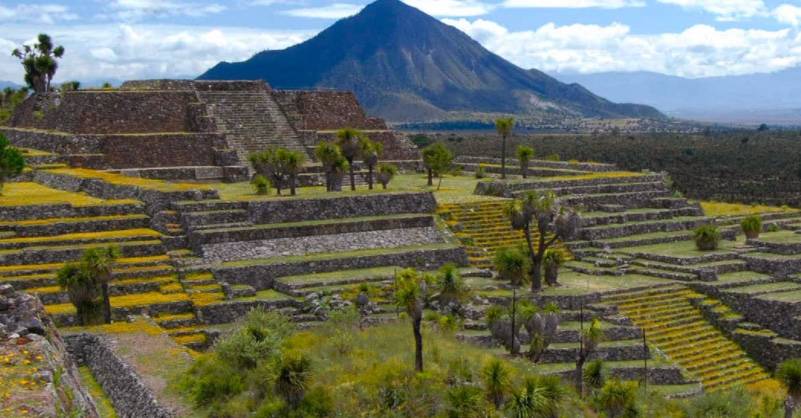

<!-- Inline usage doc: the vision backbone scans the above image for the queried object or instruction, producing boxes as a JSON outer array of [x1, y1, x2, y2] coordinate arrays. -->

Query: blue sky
[[2, 0, 801, 84]]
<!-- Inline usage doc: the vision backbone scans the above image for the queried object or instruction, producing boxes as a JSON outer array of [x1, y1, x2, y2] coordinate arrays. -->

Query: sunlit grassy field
[[701, 201, 797, 217]]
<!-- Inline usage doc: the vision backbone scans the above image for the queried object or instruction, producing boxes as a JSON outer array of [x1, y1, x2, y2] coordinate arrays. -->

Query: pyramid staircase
[[437, 200, 570, 269], [196, 87, 308, 165], [604, 285, 771, 391]]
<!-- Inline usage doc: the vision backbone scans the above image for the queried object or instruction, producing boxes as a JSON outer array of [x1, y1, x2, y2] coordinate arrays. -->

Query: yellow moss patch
[[0, 228, 161, 245], [189, 292, 224, 306], [62, 319, 165, 336], [701, 201, 798, 217], [160, 283, 184, 294], [47, 168, 212, 192], [536, 171, 644, 182], [0, 182, 104, 207], [189, 284, 222, 293], [184, 272, 213, 282], [0, 214, 146, 227], [173, 333, 206, 345]]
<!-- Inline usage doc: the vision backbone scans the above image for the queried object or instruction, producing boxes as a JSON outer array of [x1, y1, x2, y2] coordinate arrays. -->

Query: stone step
[[581, 217, 710, 241], [0, 229, 163, 251], [181, 209, 250, 229], [0, 214, 151, 238], [0, 239, 166, 265]]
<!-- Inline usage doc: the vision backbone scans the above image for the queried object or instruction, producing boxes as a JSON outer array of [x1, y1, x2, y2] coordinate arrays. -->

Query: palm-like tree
[[777, 358, 801, 418], [275, 352, 312, 409], [517, 145, 535, 179], [395, 268, 427, 372], [576, 318, 603, 397], [315, 142, 344, 192], [482, 358, 510, 410], [508, 191, 581, 292], [594, 379, 638, 418], [82, 246, 120, 324], [446, 385, 486, 418], [56, 263, 101, 326], [495, 117, 515, 179], [360, 137, 383, 190], [283, 149, 306, 196], [505, 376, 564, 418], [12, 34, 65, 94], [336, 128, 363, 191]]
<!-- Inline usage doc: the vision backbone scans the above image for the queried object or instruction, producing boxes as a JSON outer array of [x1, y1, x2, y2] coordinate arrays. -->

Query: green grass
[[208, 174, 502, 204], [701, 201, 797, 217], [715, 271, 772, 285], [755, 289, 801, 302], [278, 266, 402, 285], [725, 282, 801, 294], [233, 289, 297, 303], [468, 272, 671, 298], [78, 366, 118, 418], [752, 230, 801, 244], [620, 239, 739, 258]]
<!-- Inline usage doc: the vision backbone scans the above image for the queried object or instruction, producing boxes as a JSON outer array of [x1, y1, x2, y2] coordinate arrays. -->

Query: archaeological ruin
[[3, 79, 801, 416]]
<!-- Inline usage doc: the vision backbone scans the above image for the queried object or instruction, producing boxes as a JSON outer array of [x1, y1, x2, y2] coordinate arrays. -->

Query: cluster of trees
[[312, 128, 397, 193], [56, 246, 119, 325], [249, 147, 306, 196], [0, 87, 30, 125]]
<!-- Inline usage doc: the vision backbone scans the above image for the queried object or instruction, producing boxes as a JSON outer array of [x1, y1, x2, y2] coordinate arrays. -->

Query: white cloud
[[280, 3, 363, 19], [774, 4, 801, 26], [403, 0, 495, 17], [0, 24, 312, 84], [0, 3, 78, 24], [106, 0, 227, 21], [503, 0, 644, 9], [656, 0, 768, 21], [444, 18, 801, 77]]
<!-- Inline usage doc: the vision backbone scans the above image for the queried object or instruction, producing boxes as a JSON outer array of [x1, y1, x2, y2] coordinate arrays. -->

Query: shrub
[[741, 215, 762, 239], [766, 223, 780, 232], [376, 163, 398, 190], [493, 246, 529, 287], [251, 175, 271, 195], [694, 224, 721, 251], [475, 163, 486, 179], [545, 153, 560, 161], [0, 134, 25, 194]]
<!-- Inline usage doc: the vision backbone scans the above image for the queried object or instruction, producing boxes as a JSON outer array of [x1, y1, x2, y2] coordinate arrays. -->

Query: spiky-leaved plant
[[694, 224, 721, 251], [777, 358, 801, 418], [741, 215, 762, 240]]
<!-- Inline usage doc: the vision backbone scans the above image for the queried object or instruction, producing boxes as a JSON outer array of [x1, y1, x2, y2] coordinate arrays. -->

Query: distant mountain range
[[553, 69, 801, 125], [0, 81, 21, 90], [199, 0, 662, 123]]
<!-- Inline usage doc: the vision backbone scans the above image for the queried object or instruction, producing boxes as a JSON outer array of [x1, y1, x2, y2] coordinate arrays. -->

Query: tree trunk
[[427, 169, 433, 186], [786, 396, 795, 418], [522, 161, 528, 179], [349, 159, 356, 191], [367, 166, 374, 190], [413, 316, 424, 372], [381, 182, 387, 190], [501, 134, 507, 179], [510, 290, 518, 355], [576, 356, 586, 397], [101, 282, 112, 324], [531, 259, 543, 293], [437, 175, 443, 191], [290, 174, 297, 196]]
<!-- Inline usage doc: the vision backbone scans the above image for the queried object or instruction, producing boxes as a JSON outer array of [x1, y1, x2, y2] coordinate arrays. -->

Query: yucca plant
[[516, 145, 534, 179], [376, 163, 398, 190], [694, 224, 721, 251], [741, 215, 762, 240], [481, 358, 510, 410], [543, 250, 564, 287], [251, 174, 270, 195]]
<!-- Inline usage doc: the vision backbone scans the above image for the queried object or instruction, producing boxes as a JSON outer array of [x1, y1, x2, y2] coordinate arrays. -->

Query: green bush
[[741, 215, 762, 239], [475, 163, 487, 179], [251, 175, 271, 195], [694, 224, 721, 251]]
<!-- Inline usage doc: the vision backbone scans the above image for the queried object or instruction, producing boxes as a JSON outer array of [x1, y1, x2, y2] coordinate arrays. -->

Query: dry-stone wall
[[0, 285, 99, 417], [273, 90, 387, 131], [65, 334, 173, 418]]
